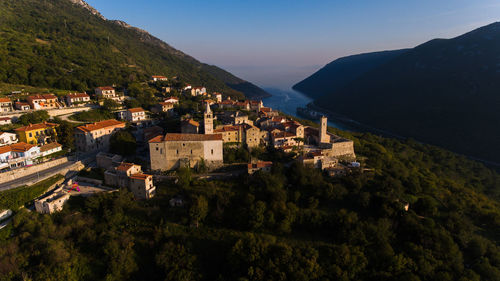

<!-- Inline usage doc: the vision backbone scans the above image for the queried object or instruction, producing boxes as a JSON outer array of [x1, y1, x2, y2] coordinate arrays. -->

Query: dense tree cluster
[[0, 126, 498, 280]]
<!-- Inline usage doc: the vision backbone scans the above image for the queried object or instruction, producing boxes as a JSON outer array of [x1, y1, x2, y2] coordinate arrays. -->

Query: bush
[[0, 175, 64, 210]]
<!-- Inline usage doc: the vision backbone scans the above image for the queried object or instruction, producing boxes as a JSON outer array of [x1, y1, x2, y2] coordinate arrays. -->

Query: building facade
[[0, 98, 13, 112], [65, 93, 90, 107], [74, 119, 126, 153], [15, 122, 58, 145], [149, 133, 223, 171]]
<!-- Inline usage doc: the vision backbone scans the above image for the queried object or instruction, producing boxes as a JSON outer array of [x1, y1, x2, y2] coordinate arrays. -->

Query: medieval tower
[[204, 102, 213, 134], [319, 116, 330, 143]]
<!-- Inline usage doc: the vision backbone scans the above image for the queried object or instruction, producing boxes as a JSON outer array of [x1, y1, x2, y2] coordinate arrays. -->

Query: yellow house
[[15, 122, 59, 145]]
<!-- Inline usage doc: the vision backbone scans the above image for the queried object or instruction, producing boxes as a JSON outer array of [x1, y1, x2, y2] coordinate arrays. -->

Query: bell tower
[[319, 116, 330, 143], [204, 102, 213, 134]]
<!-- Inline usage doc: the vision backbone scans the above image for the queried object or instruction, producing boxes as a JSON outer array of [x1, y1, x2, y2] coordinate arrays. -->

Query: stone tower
[[319, 116, 330, 143], [204, 102, 213, 134]]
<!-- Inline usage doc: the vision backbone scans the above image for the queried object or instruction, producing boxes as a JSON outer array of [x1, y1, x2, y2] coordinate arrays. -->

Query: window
[[29, 133, 32, 137], [160, 148, 163, 154], [156, 147, 158, 151], [190, 150, 192, 154], [211, 149, 214, 155], [176, 149, 179, 154]]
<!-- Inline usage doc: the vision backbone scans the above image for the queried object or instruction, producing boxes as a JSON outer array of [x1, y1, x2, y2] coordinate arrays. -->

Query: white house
[[65, 93, 90, 107], [151, 75, 168, 82], [126, 108, 147, 122], [164, 97, 179, 104], [0, 117, 11, 125], [0, 132, 18, 146], [191, 87, 207, 96], [40, 142, 63, 157]]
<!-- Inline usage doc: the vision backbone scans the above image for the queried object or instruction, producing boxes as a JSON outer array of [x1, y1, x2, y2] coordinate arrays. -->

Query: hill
[[293, 49, 408, 99], [1, 119, 499, 280], [299, 22, 500, 163], [0, 0, 270, 99]]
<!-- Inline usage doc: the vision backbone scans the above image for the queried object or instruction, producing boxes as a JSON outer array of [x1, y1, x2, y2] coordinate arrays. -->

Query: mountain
[[297, 22, 500, 164], [293, 49, 408, 99], [0, 0, 270, 99]]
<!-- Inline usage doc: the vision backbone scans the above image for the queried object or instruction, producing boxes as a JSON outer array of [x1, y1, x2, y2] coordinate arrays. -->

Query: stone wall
[[330, 141, 356, 158], [0, 157, 69, 184]]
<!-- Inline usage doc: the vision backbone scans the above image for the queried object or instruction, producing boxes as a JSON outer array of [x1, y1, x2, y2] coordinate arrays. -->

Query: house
[[183, 85, 192, 91], [0, 132, 18, 146], [161, 87, 172, 93], [40, 142, 63, 157], [104, 162, 156, 199], [74, 119, 126, 153], [15, 122, 59, 145], [126, 108, 147, 122], [35, 190, 70, 214], [164, 97, 179, 104], [247, 161, 273, 174], [151, 102, 174, 114], [27, 94, 58, 109], [299, 152, 338, 170], [65, 93, 90, 107], [94, 86, 116, 99], [7, 142, 41, 168], [15, 102, 30, 111], [249, 100, 263, 111], [214, 92, 222, 103], [151, 75, 168, 82], [181, 119, 199, 134], [214, 125, 242, 143], [218, 111, 250, 125], [149, 133, 223, 171], [96, 152, 123, 170], [271, 131, 301, 149], [0, 117, 11, 125], [190, 87, 207, 96], [0, 98, 13, 112], [143, 126, 164, 142]]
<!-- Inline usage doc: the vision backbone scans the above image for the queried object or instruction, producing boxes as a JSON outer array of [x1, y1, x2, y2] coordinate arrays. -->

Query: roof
[[164, 97, 179, 100], [40, 142, 62, 152], [27, 94, 57, 100], [192, 86, 205, 90], [76, 119, 125, 133], [272, 131, 296, 139], [248, 161, 273, 169], [15, 101, 29, 106], [0, 146, 11, 154], [150, 133, 223, 143], [159, 102, 174, 107], [116, 162, 138, 172], [214, 125, 240, 133], [0, 117, 11, 121], [96, 86, 114, 91], [66, 92, 89, 98], [15, 122, 58, 132], [130, 173, 152, 180], [10, 142, 36, 152], [128, 107, 144, 113], [152, 75, 167, 78], [182, 119, 199, 127], [260, 107, 272, 112], [0, 98, 11, 103]]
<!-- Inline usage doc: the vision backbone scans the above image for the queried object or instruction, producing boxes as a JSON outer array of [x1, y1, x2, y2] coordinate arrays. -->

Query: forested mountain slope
[[293, 49, 408, 99], [300, 22, 500, 163], [0, 0, 270, 99]]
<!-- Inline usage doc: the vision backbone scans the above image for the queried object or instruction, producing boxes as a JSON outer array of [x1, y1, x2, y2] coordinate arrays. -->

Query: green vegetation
[[0, 0, 270, 99], [0, 175, 64, 210], [0, 82, 71, 97], [109, 130, 137, 156], [78, 168, 105, 181], [70, 109, 114, 122], [18, 110, 50, 125], [53, 118, 77, 150], [0, 125, 498, 280]]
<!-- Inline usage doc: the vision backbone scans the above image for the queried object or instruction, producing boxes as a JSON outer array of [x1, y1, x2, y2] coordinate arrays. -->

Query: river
[[262, 88, 350, 131]]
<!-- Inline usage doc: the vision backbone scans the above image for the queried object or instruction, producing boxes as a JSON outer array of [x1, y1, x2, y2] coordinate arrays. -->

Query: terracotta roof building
[[75, 119, 126, 153]]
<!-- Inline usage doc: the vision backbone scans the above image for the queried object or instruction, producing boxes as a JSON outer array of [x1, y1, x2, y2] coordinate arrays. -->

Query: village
[[0, 75, 358, 215]]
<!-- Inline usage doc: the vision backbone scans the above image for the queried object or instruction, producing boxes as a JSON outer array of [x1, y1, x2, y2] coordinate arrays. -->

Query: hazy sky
[[85, 0, 500, 89]]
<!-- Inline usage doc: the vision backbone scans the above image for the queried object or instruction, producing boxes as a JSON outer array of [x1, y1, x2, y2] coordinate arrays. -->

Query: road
[[0, 160, 77, 191]]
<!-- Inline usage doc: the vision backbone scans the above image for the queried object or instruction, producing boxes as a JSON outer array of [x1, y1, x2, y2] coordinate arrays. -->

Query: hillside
[[0, 0, 270, 99], [300, 22, 500, 163], [293, 49, 408, 99], [1, 120, 499, 280]]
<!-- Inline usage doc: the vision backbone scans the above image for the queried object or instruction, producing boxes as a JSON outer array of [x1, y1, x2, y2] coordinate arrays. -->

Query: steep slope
[[309, 22, 500, 163], [0, 0, 269, 99], [293, 49, 408, 99]]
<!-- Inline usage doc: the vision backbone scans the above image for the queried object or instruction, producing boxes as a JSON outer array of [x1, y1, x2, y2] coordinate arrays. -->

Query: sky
[[85, 0, 500, 89]]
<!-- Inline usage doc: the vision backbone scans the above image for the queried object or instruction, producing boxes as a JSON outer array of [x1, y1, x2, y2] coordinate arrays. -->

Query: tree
[[18, 110, 50, 125], [109, 130, 136, 156], [189, 195, 208, 227], [102, 99, 120, 111], [156, 241, 201, 281], [53, 118, 75, 150]]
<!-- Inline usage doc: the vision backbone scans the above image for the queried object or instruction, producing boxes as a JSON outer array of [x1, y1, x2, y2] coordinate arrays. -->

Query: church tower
[[204, 102, 213, 134], [319, 116, 330, 143]]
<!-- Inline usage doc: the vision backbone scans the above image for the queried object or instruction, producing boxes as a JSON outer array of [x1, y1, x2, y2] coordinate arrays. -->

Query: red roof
[[116, 162, 138, 172], [66, 93, 89, 99], [27, 94, 57, 101], [214, 125, 240, 133], [0, 117, 11, 121], [159, 102, 174, 107], [152, 75, 167, 79], [40, 142, 62, 152], [150, 133, 222, 143], [0, 98, 11, 103], [76, 119, 125, 133], [272, 131, 296, 139], [0, 146, 11, 154], [96, 86, 114, 91], [164, 97, 178, 100], [128, 107, 144, 113], [129, 173, 152, 180], [15, 122, 58, 132], [182, 119, 199, 127], [248, 161, 273, 169], [10, 142, 36, 153]]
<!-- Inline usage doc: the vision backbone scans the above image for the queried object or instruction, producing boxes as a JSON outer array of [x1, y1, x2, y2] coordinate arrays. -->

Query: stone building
[[214, 123, 261, 148], [104, 162, 156, 199], [74, 119, 126, 153], [319, 116, 330, 144], [149, 133, 223, 171], [35, 189, 70, 214], [0, 98, 13, 112], [247, 161, 272, 174], [151, 102, 174, 114]]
